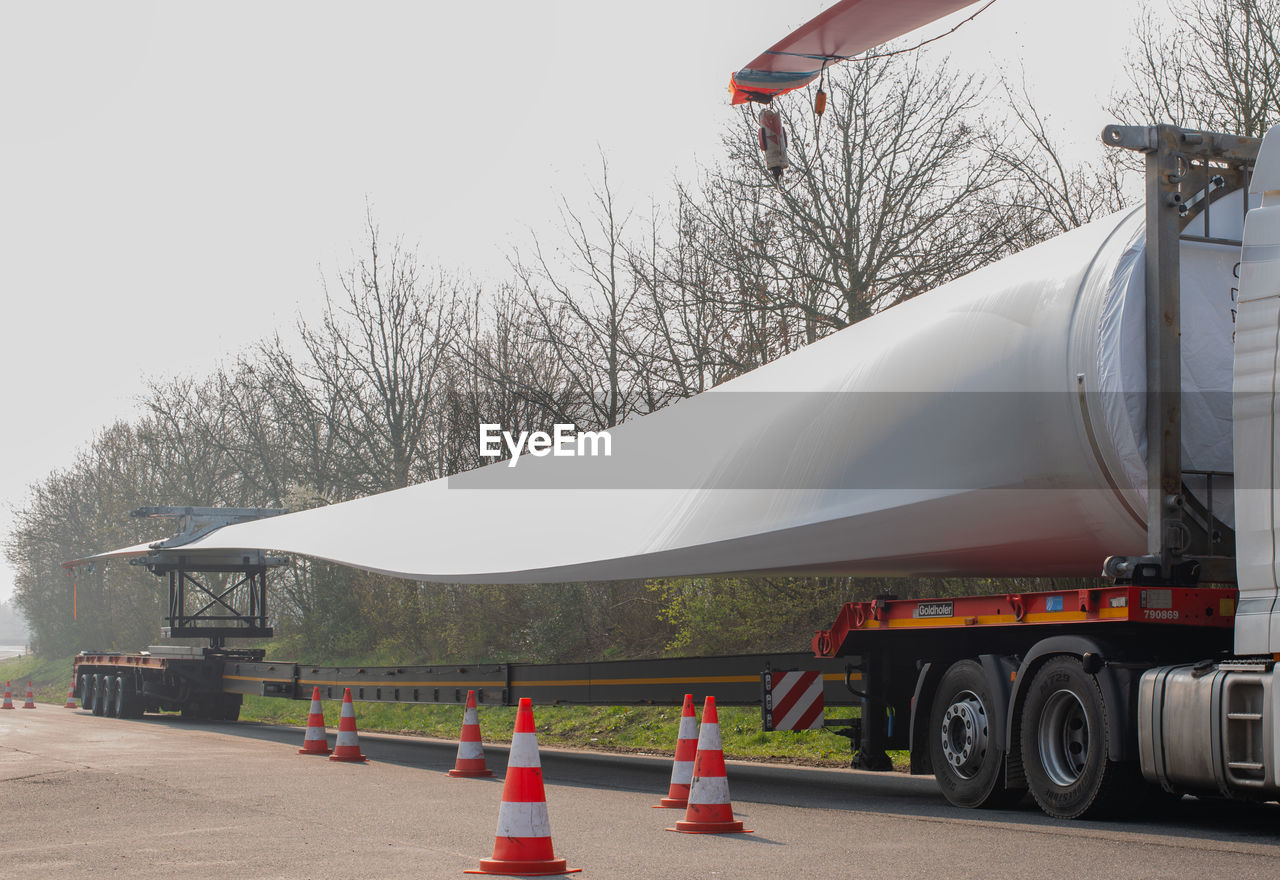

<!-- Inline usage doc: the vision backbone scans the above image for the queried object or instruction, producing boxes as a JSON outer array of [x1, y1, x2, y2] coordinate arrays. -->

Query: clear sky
[[0, 0, 1171, 602]]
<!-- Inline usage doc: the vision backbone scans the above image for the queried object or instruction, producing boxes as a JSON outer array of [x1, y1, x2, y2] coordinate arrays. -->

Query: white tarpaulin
[[117, 203, 1238, 584], [1096, 192, 1242, 524]]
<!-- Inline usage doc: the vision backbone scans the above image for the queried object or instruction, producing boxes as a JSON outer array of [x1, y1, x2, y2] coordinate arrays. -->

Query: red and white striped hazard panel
[[763, 669, 824, 731]]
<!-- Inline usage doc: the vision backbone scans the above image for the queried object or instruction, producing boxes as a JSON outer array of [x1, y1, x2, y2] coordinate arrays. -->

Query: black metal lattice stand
[[155, 555, 279, 647], [127, 507, 290, 647]]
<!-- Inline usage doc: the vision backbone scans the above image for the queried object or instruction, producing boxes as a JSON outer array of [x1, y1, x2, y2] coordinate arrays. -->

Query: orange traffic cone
[[64, 681, 78, 709], [1, 682, 13, 709], [328, 688, 367, 762], [21, 682, 36, 709], [449, 689, 493, 777], [466, 698, 580, 876], [655, 693, 699, 808], [667, 696, 751, 834], [298, 686, 332, 755]]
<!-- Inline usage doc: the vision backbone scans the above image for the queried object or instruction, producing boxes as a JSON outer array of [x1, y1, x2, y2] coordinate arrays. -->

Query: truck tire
[[1019, 655, 1138, 819], [180, 697, 210, 721], [116, 675, 143, 719], [101, 676, 118, 718], [110, 676, 126, 717], [78, 673, 93, 711], [91, 674, 108, 716], [929, 660, 1022, 808], [213, 693, 242, 722]]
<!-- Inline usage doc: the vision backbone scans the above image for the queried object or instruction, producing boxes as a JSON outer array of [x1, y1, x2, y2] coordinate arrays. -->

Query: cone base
[[328, 752, 367, 762], [667, 819, 752, 834], [21, 705, 35, 709], [1, 705, 14, 709], [466, 856, 581, 876], [448, 768, 494, 777], [298, 746, 333, 755], [654, 796, 688, 808]]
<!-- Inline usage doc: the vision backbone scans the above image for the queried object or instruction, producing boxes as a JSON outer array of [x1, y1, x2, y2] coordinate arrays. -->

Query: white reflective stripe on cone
[[463, 707, 479, 725], [457, 740, 484, 760], [495, 800, 551, 838], [696, 723, 722, 751], [678, 716, 698, 738], [304, 728, 327, 742], [508, 732, 542, 768], [669, 759, 693, 784], [688, 775, 732, 805], [309, 700, 323, 713], [335, 729, 359, 747]]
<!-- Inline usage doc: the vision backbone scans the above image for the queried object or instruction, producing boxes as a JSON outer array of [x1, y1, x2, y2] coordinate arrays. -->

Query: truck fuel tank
[[1139, 661, 1278, 798]]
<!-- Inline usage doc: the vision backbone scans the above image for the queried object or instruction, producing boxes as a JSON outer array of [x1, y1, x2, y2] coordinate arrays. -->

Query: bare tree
[[629, 196, 733, 402], [991, 79, 1132, 246], [256, 329, 354, 501], [1112, 0, 1280, 137], [511, 156, 659, 430], [305, 211, 463, 493], [450, 284, 582, 467], [627, 189, 786, 392], [687, 53, 1019, 340]]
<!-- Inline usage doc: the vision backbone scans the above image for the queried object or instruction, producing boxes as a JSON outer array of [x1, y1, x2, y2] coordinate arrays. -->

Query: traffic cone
[[449, 689, 493, 777], [655, 693, 699, 808], [298, 686, 332, 755], [328, 688, 367, 762], [667, 696, 751, 834], [64, 681, 77, 709], [1, 682, 13, 709], [21, 681, 36, 709], [466, 698, 580, 876]]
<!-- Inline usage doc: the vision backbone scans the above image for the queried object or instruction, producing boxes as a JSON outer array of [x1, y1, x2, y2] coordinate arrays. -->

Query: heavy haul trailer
[[74, 646, 254, 721], [67, 123, 1280, 821], [72, 647, 865, 723]]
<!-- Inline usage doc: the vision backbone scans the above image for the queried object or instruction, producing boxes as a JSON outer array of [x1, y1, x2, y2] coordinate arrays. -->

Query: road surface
[[2, 706, 1279, 879]]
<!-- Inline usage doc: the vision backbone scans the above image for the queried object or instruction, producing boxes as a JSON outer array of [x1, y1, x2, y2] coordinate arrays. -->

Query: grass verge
[[239, 696, 895, 767], [0, 653, 77, 704]]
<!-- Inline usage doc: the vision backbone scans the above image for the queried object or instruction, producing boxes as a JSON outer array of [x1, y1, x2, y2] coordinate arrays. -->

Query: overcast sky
[[0, 0, 1170, 602]]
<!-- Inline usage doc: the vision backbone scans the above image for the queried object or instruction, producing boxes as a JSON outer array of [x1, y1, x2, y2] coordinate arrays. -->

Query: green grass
[[0, 653, 77, 705], [0, 653, 909, 770], [239, 696, 908, 769]]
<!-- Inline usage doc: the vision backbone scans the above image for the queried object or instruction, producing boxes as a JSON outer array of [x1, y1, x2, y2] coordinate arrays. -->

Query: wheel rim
[[939, 689, 989, 779], [1037, 688, 1090, 787]]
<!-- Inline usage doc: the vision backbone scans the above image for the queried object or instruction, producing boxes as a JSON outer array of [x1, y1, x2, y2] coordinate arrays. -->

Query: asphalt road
[[3, 706, 1280, 879]]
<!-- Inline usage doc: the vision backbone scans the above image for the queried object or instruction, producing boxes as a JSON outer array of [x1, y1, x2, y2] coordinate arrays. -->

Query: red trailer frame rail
[[813, 586, 1238, 657]]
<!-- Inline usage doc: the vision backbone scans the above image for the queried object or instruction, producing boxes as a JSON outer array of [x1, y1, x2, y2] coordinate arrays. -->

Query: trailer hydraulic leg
[[848, 653, 893, 771]]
